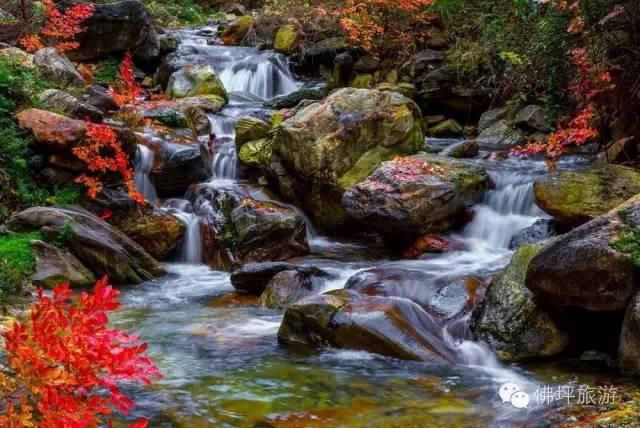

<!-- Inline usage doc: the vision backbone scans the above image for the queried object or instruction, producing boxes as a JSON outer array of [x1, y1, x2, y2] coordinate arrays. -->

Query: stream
[[115, 28, 620, 427]]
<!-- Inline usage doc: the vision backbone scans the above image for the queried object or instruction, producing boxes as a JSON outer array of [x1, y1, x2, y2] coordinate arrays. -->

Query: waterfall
[[134, 145, 158, 204], [164, 199, 203, 264]]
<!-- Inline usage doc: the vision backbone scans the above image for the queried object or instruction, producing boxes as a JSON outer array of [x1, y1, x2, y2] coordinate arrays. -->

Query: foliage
[[72, 122, 145, 205], [93, 58, 120, 85], [19, 0, 95, 53], [109, 52, 143, 107], [142, 0, 215, 26], [155, 109, 187, 128], [612, 228, 640, 268], [46, 185, 81, 206], [0, 278, 161, 427], [0, 232, 42, 306]]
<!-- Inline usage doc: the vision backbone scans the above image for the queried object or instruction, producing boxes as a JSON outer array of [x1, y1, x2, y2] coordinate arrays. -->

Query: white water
[[133, 144, 158, 204]]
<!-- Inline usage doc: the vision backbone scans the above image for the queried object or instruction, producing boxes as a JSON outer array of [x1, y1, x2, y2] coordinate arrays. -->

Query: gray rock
[[476, 119, 524, 149], [440, 140, 479, 158], [33, 48, 84, 86], [619, 291, 640, 376], [39, 89, 104, 122], [478, 107, 508, 133], [84, 85, 119, 113], [509, 219, 558, 249], [151, 146, 209, 197], [515, 105, 551, 132], [264, 86, 325, 110], [30, 240, 96, 288], [260, 269, 327, 310]]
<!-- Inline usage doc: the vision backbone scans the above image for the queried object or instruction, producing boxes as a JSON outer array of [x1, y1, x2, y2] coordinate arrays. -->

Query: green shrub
[[142, 0, 216, 26], [93, 57, 120, 85], [0, 232, 42, 305]]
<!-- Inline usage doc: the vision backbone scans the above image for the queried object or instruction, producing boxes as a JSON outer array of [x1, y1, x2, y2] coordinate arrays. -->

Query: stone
[[299, 37, 349, 75], [16, 109, 86, 153], [235, 117, 270, 150], [440, 140, 479, 158], [7, 206, 165, 284], [0, 47, 33, 67], [167, 64, 228, 102], [533, 164, 640, 227], [354, 55, 380, 73], [509, 219, 558, 249], [260, 269, 328, 310], [220, 16, 255, 45], [515, 105, 551, 132], [619, 291, 640, 376], [476, 119, 524, 149], [231, 261, 303, 294], [274, 24, 299, 55], [30, 240, 95, 288], [151, 145, 209, 197], [473, 245, 568, 362], [33, 48, 84, 86], [342, 154, 488, 237], [428, 119, 463, 137], [39, 89, 104, 122], [263, 86, 325, 110], [478, 107, 508, 133], [83, 85, 119, 113]]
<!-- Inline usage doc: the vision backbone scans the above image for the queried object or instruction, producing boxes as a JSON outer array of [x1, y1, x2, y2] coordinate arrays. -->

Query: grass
[[142, 0, 217, 27], [0, 232, 42, 305]]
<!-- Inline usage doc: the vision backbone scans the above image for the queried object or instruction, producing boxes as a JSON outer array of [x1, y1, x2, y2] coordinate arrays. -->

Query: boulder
[[298, 37, 349, 75], [16, 109, 86, 153], [64, 0, 160, 67], [354, 55, 380, 73], [509, 219, 558, 249], [166, 64, 228, 102], [473, 245, 568, 362], [428, 119, 463, 137], [476, 119, 524, 149], [342, 154, 488, 237], [151, 146, 209, 197], [619, 291, 640, 376], [515, 105, 551, 132], [30, 240, 95, 288], [235, 116, 270, 149], [439, 139, 479, 158], [260, 268, 328, 310], [263, 86, 325, 110], [220, 16, 254, 45], [274, 24, 299, 55], [33, 48, 84, 86], [402, 235, 466, 259], [0, 47, 33, 67], [83, 85, 119, 113], [231, 261, 304, 294], [271, 88, 425, 230], [533, 164, 640, 227], [39, 89, 104, 122], [526, 195, 640, 311], [6, 206, 165, 284], [478, 107, 508, 133]]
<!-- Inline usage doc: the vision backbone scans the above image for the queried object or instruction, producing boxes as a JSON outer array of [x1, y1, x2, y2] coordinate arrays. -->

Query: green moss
[[93, 57, 120, 85], [0, 232, 42, 305], [238, 138, 272, 169], [274, 25, 299, 54], [156, 109, 188, 128], [142, 0, 217, 26], [46, 185, 81, 206], [612, 229, 640, 268]]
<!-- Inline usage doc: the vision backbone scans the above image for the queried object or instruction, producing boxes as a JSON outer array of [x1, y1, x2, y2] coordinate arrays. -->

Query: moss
[[155, 109, 188, 128], [238, 138, 272, 169], [142, 0, 217, 26], [93, 57, 120, 85], [0, 232, 42, 305], [612, 229, 640, 268], [274, 25, 299, 54], [350, 74, 374, 89]]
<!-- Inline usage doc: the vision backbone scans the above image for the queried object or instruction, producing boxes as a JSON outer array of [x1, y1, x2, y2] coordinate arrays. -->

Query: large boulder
[[30, 240, 96, 288], [33, 48, 84, 86], [619, 291, 640, 376], [83, 85, 119, 113], [526, 195, 640, 311], [473, 245, 568, 362], [39, 89, 104, 122], [270, 88, 425, 230], [64, 0, 160, 67], [342, 154, 488, 237], [151, 145, 210, 197], [16, 109, 86, 153], [166, 64, 228, 102], [533, 164, 640, 228], [6, 206, 165, 284]]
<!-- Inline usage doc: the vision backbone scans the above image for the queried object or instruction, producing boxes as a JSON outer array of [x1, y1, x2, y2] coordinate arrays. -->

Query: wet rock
[[533, 164, 640, 228], [271, 88, 425, 230], [83, 85, 119, 113], [235, 117, 270, 149], [231, 261, 301, 294], [354, 55, 380, 73], [619, 291, 640, 376], [159, 33, 179, 54], [476, 119, 524, 149], [263, 86, 325, 110], [16, 109, 86, 153], [260, 269, 328, 310], [151, 145, 209, 197], [6, 206, 165, 284], [167, 64, 228, 102], [440, 140, 479, 159], [274, 24, 299, 55], [30, 240, 96, 288], [64, 0, 160, 68], [402, 235, 466, 258], [220, 16, 255, 45], [428, 119, 463, 137], [473, 244, 568, 362], [39, 89, 104, 122], [515, 105, 551, 132], [342, 154, 488, 237], [299, 37, 349, 75], [33, 48, 84, 86], [278, 290, 454, 362], [526, 196, 640, 311], [509, 219, 558, 249], [596, 137, 637, 164], [478, 107, 508, 133]]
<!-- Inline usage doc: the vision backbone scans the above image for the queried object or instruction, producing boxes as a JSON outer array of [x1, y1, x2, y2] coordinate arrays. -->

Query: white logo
[[499, 383, 530, 409]]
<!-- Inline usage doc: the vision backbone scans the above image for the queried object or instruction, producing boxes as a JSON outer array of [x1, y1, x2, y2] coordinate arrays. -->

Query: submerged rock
[[30, 240, 96, 288], [534, 164, 640, 228], [231, 261, 302, 294], [473, 245, 567, 362], [342, 154, 488, 237], [6, 206, 165, 284]]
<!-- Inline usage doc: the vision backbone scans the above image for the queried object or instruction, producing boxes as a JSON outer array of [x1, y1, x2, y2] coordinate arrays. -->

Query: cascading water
[[164, 199, 203, 264], [133, 144, 158, 204]]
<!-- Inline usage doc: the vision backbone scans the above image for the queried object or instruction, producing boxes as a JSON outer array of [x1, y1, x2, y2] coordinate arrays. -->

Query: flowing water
[[120, 29, 609, 427]]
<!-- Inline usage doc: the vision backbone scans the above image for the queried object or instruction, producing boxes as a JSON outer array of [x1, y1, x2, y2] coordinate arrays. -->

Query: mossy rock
[[350, 73, 374, 89], [473, 244, 568, 362], [167, 64, 228, 102], [238, 138, 272, 170], [220, 16, 255, 45], [428, 119, 463, 137], [534, 164, 640, 227], [235, 117, 270, 150], [274, 24, 299, 55]]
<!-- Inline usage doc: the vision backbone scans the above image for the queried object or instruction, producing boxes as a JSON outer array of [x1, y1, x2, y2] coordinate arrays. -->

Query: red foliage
[[19, 0, 94, 53], [73, 122, 145, 205], [110, 52, 144, 107], [0, 278, 160, 427]]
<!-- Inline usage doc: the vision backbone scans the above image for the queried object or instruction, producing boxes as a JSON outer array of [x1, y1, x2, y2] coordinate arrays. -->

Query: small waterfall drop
[[164, 199, 203, 264], [134, 145, 158, 204]]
